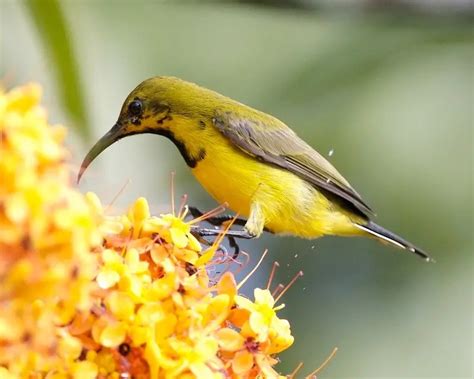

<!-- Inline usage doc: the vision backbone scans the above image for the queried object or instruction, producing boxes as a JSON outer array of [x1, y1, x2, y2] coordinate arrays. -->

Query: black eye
[[128, 99, 142, 116]]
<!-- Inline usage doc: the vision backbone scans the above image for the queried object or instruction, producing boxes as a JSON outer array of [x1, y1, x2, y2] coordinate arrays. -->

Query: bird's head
[[78, 76, 216, 182]]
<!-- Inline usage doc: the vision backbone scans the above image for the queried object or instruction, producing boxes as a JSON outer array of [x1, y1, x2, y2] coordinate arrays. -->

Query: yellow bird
[[79, 76, 431, 261]]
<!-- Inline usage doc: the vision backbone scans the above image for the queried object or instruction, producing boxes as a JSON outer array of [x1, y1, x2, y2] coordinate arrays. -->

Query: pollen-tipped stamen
[[305, 347, 338, 378], [178, 194, 188, 218], [271, 284, 285, 298], [289, 362, 304, 379], [212, 215, 236, 249], [275, 270, 304, 304], [237, 249, 269, 290], [105, 178, 131, 213], [188, 203, 228, 225], [266, 261, 280, 290]]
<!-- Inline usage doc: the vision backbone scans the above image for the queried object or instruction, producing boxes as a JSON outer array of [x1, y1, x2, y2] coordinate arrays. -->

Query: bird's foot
[[188, 206, 257, 260], [190, 230, 232, 258], [193, 227, 256, 240]]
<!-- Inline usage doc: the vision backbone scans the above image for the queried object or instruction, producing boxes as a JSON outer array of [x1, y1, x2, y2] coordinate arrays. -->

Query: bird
[[78, 76, 432, 261]]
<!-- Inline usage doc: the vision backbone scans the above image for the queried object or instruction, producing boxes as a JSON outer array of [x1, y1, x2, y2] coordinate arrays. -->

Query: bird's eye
[[128, 99, 143, 116]]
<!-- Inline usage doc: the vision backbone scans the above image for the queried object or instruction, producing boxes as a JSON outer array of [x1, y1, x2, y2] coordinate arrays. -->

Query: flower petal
[[232, 350, 254, 375]]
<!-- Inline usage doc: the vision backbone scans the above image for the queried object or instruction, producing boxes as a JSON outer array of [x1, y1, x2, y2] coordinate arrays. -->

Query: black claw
[[228, 236, 240, 260], [190, 230, 212, 246], [188, 206, 203, 219]]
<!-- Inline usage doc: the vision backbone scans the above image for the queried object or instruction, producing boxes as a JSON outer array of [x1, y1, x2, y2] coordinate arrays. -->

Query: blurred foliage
[[2, 1, 472, 377], [23, 0, 90, 139], [277, 20, 472, 102], [233, 0, 474, 15]]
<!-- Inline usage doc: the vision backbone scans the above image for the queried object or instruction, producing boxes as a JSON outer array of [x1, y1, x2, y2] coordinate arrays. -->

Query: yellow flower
[[268, 317, 294, 354], [99, 321, 128, 348], [235, 288, 286, 342], [0, 83, 100, 374], [143, 212, 201, 251], [96, 249, 124, 289], [128, 197, 150, 238], [71, 360, 99, 379], [216, 328, 245, 352], [58, 333, 83, 361], [105, 291, 135, 321], [0, 367, 16, 379]]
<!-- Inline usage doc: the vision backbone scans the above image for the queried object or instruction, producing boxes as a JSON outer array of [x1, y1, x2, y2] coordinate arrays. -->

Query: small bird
[[79, 76, 432, 261]]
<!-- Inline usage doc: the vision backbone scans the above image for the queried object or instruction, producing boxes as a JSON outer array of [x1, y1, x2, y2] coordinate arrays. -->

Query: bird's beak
[[77, 123, 124, 183]]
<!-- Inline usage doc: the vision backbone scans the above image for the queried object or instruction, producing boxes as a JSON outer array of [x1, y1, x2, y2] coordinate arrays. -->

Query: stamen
[[289, 362, 304, 379], [232, 250, 250, 275], [305, 347, 338, 378], [170, 171, 176, 216], [266, 261, 280, 290], [188, 203, 228, 225], [105, 178, 131, 213], [202, 215, 237, 269], [237, 249, 268, 290], [214, 215, 235, 245], [214, 248, 249, 283], [271, 283, 284, 298], [178, 194, 188, 218], [275, 270, 303, 303]]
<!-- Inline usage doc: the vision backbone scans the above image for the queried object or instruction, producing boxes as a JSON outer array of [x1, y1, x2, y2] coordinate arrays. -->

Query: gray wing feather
[[213, 112, 374, 217]]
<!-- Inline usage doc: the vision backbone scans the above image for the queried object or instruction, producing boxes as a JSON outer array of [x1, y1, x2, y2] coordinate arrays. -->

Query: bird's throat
[[150, 128, 207, 168]]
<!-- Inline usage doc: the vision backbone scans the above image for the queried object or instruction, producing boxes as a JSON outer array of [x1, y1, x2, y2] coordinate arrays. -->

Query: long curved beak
[[77, 123, 123, 183]]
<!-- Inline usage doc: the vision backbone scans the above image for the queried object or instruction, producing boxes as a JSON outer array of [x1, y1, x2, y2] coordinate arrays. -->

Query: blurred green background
[[2, 0, 472, 377]]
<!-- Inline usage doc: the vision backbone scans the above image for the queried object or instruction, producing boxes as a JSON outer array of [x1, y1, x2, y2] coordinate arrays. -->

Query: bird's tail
[[354, 221, 433, 262]]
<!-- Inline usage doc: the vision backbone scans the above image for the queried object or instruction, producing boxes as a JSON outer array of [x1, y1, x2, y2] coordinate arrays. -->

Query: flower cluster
[[0, 84, 299, 378], [67, 196, 294, 378], [0, 84, 100, 375]]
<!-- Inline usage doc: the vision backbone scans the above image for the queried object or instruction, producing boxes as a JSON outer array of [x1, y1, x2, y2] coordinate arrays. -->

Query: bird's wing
[[213, 111, 374, 217]]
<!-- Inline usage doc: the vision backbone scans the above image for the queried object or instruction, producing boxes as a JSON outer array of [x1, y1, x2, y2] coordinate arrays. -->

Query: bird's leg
[[193, 229, 247, 259], [194, 228, 256, 239], [190, 230, 231, 257], [193, 228, 250, 261], [188, 206, 247, 227], [194, 201, 265, 239], [189, 200, 266, 259], [244, 201, 265, 238], [188, 206, 246, 258]]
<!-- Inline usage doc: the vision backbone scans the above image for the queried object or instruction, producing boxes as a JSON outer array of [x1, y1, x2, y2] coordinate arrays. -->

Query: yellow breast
[[192, 135, 271, 217]]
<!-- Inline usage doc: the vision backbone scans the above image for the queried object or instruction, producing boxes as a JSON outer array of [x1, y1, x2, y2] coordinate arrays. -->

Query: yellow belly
[[191, 136, 362, 238]]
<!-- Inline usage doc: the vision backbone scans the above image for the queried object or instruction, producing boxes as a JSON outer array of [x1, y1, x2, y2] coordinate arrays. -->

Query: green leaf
[[23, 0, 90, 140]]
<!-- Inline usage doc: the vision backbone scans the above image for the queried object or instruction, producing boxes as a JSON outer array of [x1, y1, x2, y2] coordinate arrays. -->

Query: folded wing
[[213, 111, 374, 218]]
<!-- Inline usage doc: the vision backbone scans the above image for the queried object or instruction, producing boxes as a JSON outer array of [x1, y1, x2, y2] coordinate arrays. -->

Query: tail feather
[[354, 221, 434, 262]]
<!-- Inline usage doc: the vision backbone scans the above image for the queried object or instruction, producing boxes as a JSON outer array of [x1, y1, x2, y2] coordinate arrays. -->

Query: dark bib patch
[[147, 128, 206, 168]]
